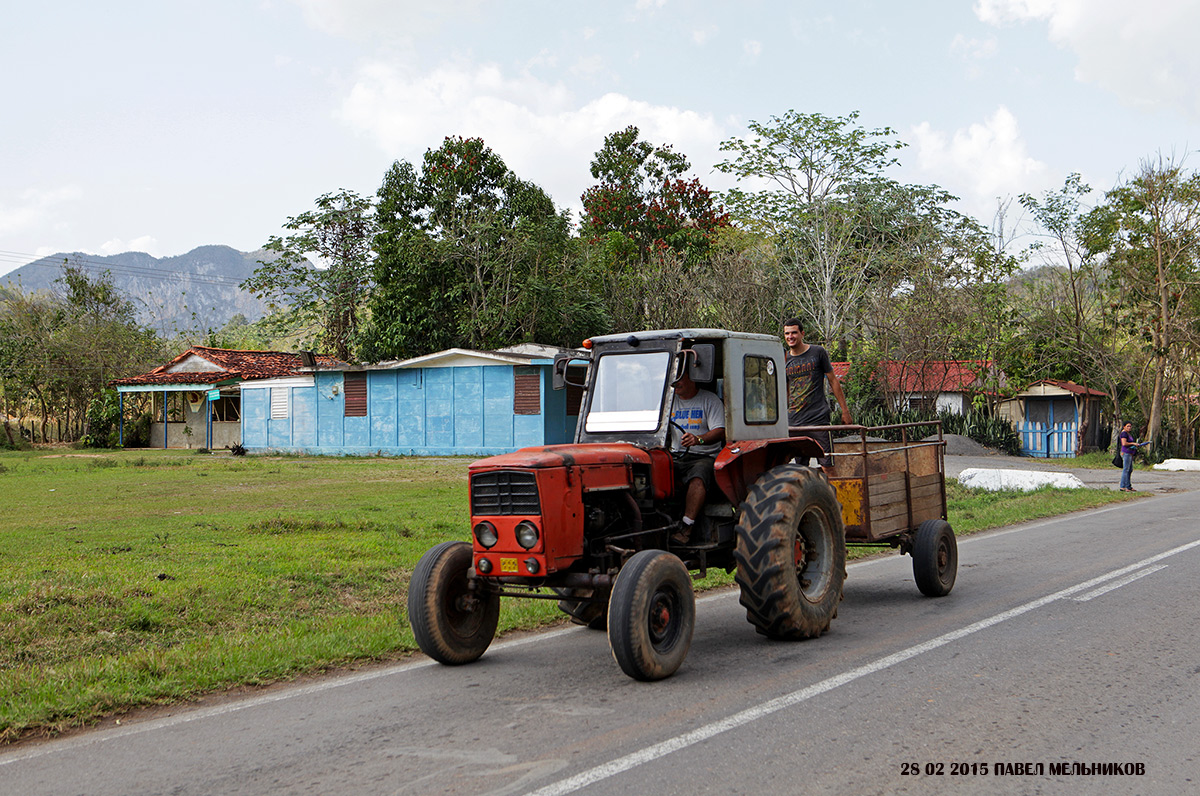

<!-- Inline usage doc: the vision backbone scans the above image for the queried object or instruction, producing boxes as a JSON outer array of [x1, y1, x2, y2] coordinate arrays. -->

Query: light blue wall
[[242, 388, 268, 447], [242, 364, 568, 456]]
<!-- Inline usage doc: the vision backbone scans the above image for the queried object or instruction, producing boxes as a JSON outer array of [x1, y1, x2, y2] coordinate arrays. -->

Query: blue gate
[[1019, 397, 1079, 458]]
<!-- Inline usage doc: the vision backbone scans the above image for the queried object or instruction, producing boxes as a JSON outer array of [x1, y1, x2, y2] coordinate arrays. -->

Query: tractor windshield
[[584, 350, 671, 432]]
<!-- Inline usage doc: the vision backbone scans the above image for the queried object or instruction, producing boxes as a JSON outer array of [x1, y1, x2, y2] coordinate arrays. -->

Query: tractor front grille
[[471, 470, 541, 516]]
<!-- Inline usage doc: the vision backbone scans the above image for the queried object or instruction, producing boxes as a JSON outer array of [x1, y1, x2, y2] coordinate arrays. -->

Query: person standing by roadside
[[783, 317, 852, 468], [1118, 421, 1148, 492]]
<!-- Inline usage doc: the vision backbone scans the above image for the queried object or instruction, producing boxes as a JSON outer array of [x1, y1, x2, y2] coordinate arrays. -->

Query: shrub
[[851, 405, 1020, 455]]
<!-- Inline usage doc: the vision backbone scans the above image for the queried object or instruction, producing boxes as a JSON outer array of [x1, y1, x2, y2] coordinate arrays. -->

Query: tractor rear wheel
[[913, 518, 957, 597], [607, 550, 695, 681], [408, 541, 499, 665], [734, 464, 845, 640]]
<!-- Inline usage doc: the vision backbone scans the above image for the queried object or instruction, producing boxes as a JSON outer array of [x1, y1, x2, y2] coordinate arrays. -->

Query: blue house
[[239, 344, 584, 456]]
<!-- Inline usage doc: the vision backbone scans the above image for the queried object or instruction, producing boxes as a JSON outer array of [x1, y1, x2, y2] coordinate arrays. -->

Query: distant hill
[[1, 245, 278, 335]]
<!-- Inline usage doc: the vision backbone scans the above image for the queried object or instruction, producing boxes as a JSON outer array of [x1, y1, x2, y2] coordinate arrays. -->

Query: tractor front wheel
[[607, 550, 695, 681], [408, 541, 499, 665]]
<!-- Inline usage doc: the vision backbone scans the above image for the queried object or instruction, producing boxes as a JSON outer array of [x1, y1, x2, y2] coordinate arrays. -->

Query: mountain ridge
[[1, 245, 276, 335]]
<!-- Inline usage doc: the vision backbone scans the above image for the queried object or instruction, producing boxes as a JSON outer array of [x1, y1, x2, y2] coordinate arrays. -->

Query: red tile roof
[[111, 346, 344, 387], [831, 360, 992, 393]]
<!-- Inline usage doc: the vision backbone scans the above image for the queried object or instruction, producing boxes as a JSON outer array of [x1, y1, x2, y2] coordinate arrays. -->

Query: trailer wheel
[[555, 586, 610, 630], [913, 519, 957, 597], [408, 541, 499, 665], [734, 464, 846, 640], [608, 550, 695, 681]]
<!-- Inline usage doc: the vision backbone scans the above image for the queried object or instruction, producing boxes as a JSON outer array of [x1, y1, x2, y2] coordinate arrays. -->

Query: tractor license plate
[[500, 558, 518, 573]]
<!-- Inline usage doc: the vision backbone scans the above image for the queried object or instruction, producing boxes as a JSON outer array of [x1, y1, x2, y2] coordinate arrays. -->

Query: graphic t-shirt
[[670, 389, 725, 456], [786, 345, 834, 427]]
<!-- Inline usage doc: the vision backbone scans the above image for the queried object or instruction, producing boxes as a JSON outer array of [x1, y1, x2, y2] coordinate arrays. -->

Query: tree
[[579, 126, 729, 330], [242, 189, 376, 361], [0, 264, 162, 444], [715, 110, 915, 350], [1018, 175, 1140, 449], [366, 136, 608, 359], [1084, 155, 1200, 449], [581, 125, 728, 266]]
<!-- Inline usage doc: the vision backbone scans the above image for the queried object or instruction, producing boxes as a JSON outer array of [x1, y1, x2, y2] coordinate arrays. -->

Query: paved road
[[5, 481, 1199, 795]]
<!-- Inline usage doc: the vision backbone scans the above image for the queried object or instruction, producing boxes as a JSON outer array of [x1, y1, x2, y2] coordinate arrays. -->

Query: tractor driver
[[669, 367, 725, 545]]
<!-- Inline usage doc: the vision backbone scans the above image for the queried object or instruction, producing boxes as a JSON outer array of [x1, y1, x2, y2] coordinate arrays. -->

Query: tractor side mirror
[[688, 344, 715, 383], [553, 352, 589, 390], [671, 345, 715, 385]]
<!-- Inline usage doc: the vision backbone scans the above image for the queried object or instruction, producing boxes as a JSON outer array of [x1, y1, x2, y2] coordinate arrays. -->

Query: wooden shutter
[[344, 373, 367, 417], [513, 367, 541, 415]]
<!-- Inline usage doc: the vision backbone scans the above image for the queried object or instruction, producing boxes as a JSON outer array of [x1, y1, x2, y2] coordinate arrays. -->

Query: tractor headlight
[[515, 520, 540, 550], [473, 521, 499, 549], [477, 557, 493, 574]]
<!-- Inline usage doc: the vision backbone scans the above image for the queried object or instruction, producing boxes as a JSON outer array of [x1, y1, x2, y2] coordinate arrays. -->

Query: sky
[[2, 0, 1198, 279]]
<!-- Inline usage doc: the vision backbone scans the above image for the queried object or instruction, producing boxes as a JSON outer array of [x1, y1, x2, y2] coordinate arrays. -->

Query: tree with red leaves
[[581, 126, 728, 268]]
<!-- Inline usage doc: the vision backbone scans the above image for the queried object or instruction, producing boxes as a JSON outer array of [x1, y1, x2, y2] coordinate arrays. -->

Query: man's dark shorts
[[790, 426, 833, 467], [674, 451, 716, 492]]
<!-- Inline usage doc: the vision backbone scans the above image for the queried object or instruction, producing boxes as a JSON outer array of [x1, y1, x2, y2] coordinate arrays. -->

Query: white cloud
[[338, 59, 726, 214], [635, 0, 668, 10], [743, 39, 763, 58], [909, 107, 1051, 210], [0, 186, 83, 238], [692, 25, 718, 46], [100, 236, 161, 257], [950, 33, 997, 60], [976, 0, 1200, 116]]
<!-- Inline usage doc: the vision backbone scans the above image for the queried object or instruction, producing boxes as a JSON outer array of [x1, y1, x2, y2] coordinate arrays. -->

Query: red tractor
[[408, 328, 853, 680]]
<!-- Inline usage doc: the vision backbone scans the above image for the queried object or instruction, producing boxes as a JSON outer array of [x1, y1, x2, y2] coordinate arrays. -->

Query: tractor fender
[[713, 436, 826, 506]]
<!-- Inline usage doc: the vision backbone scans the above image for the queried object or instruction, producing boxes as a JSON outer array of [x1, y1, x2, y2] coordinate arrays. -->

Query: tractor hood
[[470, 443, 654, 472]]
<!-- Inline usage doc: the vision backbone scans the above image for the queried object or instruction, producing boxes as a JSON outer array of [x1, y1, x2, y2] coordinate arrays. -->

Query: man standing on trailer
[[783, 317, 852, 468]]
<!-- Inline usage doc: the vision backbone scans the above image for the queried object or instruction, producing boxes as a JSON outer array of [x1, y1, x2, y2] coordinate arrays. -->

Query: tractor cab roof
[[586, 328, 780, 347]]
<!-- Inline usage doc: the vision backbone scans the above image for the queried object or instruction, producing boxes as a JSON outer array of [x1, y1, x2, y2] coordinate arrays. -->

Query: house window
[[908, 396, 934, 414], [344, 373, 368, 417], [270, 388, 289, 419], [210, 395, 241, 422], [743, 355, 778, 424], [514, 367, 541, 415]]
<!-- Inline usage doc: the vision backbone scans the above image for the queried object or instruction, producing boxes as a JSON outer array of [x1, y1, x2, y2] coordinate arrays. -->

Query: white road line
[[1072, 564, 1167, 602], [523, 538, 1200, 796]]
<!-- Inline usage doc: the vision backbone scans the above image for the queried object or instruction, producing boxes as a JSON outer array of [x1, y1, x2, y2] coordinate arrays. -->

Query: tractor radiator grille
[[471, 471, 541, 516]]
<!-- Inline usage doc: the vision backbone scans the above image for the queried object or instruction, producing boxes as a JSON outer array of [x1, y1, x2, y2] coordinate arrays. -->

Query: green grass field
[[0, 448, 1137, 742]]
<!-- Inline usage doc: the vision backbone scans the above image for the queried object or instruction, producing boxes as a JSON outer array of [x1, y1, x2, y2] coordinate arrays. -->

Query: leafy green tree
[[365, 136, 608, 359], [0, 265, 162, 443], [715, 110, 917, 350], [243, 189, 375, 361], [581, 125, 728, 266], [580, 126, 729, 331], [1017, 175, 1140, 448], [1084, 155, 1200, 449]]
